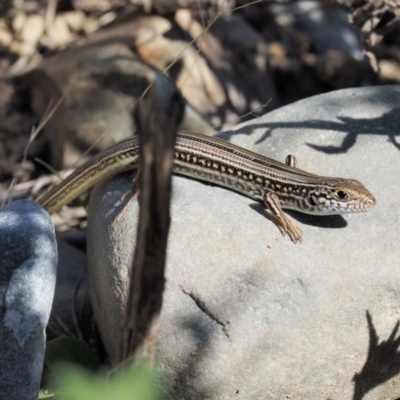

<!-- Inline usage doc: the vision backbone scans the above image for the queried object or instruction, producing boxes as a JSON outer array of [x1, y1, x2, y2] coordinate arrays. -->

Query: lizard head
[[306, 179, 376, 215]]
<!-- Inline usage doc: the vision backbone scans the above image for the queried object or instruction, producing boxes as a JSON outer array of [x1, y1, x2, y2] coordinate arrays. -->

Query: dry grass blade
[[3, 88, 70, 207]]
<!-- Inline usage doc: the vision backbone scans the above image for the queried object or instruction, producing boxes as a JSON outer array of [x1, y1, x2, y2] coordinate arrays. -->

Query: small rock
[[0, 200, 57, 400], [21, 14, 44, 46], [82, 17, 100, 35], [0, 18, 11, 48], [63, 11, 86, 32], [378, 59, 400, 82], [16, 41, 36, 57], [0, 27, 12, 47], [12, 11, 27, 35], [46, 15, 73, 47]]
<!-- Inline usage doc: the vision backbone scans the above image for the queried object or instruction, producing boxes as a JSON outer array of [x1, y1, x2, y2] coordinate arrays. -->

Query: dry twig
[[119, 75, 184, 363]]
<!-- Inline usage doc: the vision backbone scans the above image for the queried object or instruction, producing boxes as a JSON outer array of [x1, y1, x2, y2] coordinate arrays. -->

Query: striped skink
[[37, 131, 376, 243]]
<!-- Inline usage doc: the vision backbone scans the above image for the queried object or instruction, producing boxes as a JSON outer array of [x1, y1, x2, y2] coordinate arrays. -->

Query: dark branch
[[119, 75, 184, 363]]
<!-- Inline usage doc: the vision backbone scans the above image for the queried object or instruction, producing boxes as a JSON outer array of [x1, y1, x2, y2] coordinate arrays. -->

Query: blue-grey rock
[[0, 200, 57, 400], [88, 86, 400, 399]]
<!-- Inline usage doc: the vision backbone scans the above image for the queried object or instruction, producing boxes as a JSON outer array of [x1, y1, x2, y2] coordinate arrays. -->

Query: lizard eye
[[337, 190, 348, 200]]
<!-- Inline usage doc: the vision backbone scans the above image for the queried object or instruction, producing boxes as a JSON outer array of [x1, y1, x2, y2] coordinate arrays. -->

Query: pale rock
[[12, 11, 26, 35], [0, 28, 12, 47], [47, 15, 72, 46], [64, 11, 86, 32], [21, 14, 44, 46]]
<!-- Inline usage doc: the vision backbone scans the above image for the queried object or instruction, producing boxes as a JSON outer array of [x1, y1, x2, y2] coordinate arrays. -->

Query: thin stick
[[119, 75, 184, 363]]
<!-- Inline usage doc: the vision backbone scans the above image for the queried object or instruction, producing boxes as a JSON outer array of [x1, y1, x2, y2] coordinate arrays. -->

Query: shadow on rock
[[167, 316, 216, 400], [249, 202, 347, 230], [353, 310, 400, 400], [219, 87, 400, 154]]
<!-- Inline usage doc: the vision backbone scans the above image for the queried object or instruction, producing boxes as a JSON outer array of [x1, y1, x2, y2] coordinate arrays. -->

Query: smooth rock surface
[[0, 200, 57, 400], [88, 86, 400, 399]]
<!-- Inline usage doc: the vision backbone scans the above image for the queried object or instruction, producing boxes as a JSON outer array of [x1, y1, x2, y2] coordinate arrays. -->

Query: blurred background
[[0, 0, 398, 221]]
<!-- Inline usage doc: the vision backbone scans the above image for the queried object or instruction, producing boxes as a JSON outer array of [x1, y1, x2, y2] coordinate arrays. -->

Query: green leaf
[[35, 158, 64, 180], [56, 362, 161, 400], [38, 389, 56, 398]]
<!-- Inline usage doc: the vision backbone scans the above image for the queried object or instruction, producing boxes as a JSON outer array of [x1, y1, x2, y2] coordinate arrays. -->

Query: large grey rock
[[0, 200, 57, 400], [88, 86, 400, 399]]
